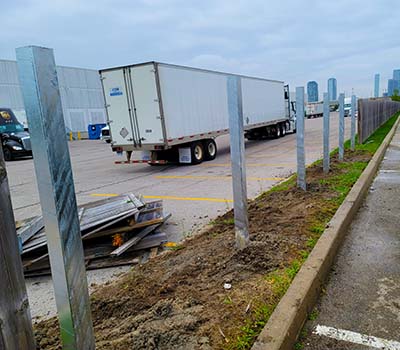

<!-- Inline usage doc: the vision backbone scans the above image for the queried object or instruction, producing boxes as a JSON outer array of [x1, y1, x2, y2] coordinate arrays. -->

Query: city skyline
[[393, 69, 400, 81], [307, 81, 319, 102], [374, 74, 380, 97], [387, 68, 400, 96], [388, 79, 400, 96], [328, 78, 337, 101]]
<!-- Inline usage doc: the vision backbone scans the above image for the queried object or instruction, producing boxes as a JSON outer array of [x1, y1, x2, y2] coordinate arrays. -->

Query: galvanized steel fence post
[[0, 145, 36, 350], [227, 75, 249, 250], [323, 92, 330, 173], [350, 95, 356, 150], [296, 87, 306, 190], [338, 93, 345, 160], [16, 46, 95, 350]]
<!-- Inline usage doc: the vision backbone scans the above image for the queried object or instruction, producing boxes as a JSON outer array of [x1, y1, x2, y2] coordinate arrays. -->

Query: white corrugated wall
[[0, 59, 106, 132]]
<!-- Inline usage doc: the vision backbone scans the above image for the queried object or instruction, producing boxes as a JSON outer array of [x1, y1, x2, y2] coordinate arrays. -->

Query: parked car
[[0, 108, 32, 161]]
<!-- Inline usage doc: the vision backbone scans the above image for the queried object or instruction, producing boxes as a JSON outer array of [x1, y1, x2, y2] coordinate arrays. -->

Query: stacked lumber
[[18, 194, 170, 276]]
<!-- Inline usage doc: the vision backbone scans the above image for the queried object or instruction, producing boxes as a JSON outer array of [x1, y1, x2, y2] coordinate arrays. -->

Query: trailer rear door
[[126, 64, 164, 145], [101, 68, 135, 146], [100, 63, 164, 147]]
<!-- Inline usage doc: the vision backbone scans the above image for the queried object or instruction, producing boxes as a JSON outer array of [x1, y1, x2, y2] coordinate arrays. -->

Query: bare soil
[[34, 151, 371, 350]]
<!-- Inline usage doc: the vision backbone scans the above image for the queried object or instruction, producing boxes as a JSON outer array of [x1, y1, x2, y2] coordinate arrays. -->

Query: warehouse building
[[0, 59, 106, 133]]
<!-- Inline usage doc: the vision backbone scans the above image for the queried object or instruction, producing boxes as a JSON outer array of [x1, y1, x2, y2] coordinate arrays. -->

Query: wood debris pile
[[17, 194, 170, 276]]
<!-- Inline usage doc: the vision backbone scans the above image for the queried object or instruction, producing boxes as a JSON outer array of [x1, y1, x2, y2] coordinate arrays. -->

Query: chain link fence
[[358, 98, 400, 143]]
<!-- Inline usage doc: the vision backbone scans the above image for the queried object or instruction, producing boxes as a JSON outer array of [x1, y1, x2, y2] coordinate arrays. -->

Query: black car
[[0, 108, 32, 161]]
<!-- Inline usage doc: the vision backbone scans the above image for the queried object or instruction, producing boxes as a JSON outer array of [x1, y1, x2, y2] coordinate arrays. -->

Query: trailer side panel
[[157, 64, 285, 140], [158, 65, 229, 140], [241, 77, 285, 126]]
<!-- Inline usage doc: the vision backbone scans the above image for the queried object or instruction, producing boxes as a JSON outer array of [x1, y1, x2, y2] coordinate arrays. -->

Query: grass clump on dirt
[[34, 115, 398, 350], [227, 114, 398, 349]]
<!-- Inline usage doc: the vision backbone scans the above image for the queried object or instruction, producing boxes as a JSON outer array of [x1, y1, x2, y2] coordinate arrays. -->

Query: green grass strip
[[228, 112, 399, 350]]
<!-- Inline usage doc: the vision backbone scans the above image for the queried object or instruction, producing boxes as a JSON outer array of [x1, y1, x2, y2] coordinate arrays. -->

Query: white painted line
[[314, 325, 400, 349]]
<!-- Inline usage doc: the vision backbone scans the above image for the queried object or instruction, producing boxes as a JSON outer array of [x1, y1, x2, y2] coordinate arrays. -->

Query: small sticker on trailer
[[110, 87, 123, 96]]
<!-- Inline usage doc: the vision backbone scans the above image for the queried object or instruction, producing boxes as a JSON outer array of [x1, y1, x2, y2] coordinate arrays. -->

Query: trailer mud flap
[[178, 147, 191, 164], [141, 151, 151, 161]]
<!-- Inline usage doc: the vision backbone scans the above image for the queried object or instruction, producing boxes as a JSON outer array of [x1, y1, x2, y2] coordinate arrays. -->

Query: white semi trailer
[[305, 101, 324, 118], [99, 62, 296, 165]]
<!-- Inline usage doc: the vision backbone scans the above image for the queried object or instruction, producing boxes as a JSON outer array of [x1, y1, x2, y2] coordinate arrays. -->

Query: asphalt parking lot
[[8, 113, 352, 319], [8, 113, 350, 243]]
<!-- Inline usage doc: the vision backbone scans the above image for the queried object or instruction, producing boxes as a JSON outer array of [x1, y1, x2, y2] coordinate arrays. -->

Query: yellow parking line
[[90, 193, 233, 203], [143, 195, 233, 203], [201, 163, 296, 168], [90, 193, 119, 197], [155, 175, 285, 181]]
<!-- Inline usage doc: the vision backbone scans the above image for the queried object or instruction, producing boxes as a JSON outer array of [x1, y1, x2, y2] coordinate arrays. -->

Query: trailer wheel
[[191, 141, 204, 164], [280, 123, 286, 137], [274, 125, 281, 138], [203, 139, 217, 161]]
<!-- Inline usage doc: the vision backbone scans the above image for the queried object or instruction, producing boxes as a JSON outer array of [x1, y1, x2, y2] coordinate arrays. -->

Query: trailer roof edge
[[98, 61, 284, 84]]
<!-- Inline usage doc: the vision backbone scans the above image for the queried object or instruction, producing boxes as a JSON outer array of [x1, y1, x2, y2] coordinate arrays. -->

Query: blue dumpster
[[88, 123, 107, 140]]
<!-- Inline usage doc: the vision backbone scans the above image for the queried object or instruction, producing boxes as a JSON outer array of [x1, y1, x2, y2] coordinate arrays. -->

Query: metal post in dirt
[[338, 93, 345, 160], [323, 92, 330, 173], [16, 46, 95, 350], [0, 145, 36, 350], [296, 86, 306, 190], [350, 94, 357, 150], [227, 75, 249, 250]]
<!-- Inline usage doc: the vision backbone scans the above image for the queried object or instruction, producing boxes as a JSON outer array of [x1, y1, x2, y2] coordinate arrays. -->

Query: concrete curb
[[252, 116, 400, 350]]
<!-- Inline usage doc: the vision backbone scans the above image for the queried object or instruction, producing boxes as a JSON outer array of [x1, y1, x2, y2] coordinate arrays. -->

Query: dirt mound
[[34, 151, 371, 350], [94, 298, 211, 350]]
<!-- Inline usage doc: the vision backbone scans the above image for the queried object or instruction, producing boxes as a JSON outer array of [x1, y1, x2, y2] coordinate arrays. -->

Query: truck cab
[[284, 85, 297, 133], [0, 108, 33, 161], [344, 97, 352, 117]]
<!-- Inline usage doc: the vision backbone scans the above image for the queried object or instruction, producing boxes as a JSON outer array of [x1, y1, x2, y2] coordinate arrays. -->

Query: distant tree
[[392, 89, 400, 102]]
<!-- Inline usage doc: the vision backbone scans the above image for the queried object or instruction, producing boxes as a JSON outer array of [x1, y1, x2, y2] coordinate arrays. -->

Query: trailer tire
[[274, 125, 281, 138], [191, 141, 204, 164], [203, 139, 217, 161], [280, 123, 286, 137]]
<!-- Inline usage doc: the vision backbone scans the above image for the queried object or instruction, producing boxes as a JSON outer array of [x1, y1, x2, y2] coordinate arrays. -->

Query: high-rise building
[[393, 69, 400, 81], [388, 79, 400, 96], [374, 74, 380, 97], [327, 78, 337, 101], [307, 81, 319, 102]]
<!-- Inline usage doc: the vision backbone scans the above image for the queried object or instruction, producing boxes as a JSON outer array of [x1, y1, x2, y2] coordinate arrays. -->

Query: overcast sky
[[2, 0, 400, 97]]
